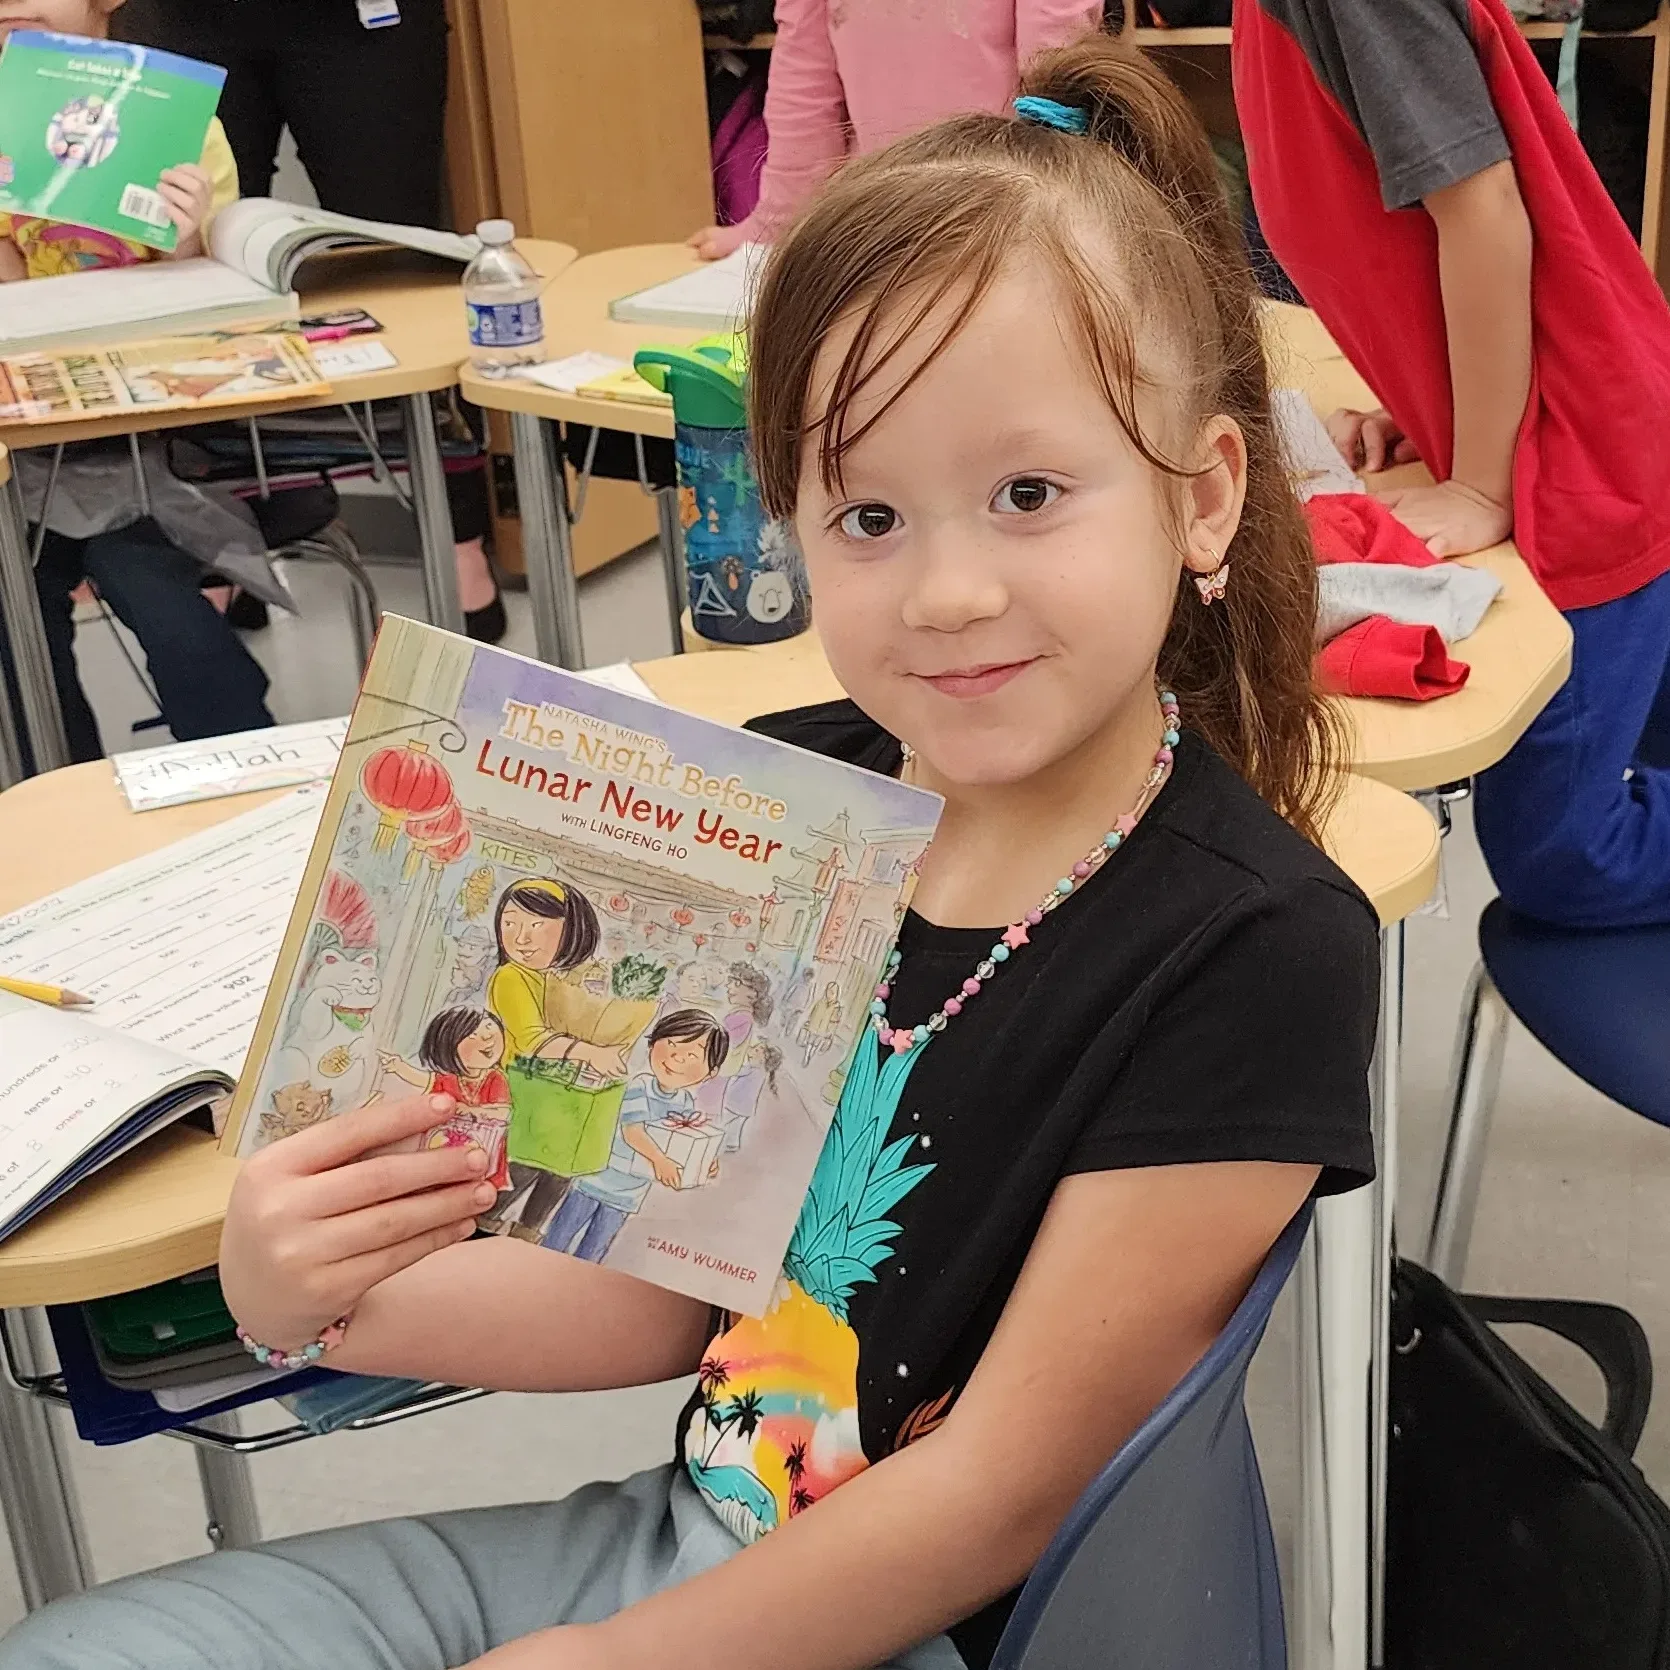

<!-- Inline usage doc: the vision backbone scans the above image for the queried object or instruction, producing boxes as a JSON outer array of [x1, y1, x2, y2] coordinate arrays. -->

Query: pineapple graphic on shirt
[[687, 1036, 934, 1540]]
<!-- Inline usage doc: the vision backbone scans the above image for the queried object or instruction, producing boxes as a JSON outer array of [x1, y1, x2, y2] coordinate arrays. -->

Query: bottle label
[[467, 298, 543, 350]]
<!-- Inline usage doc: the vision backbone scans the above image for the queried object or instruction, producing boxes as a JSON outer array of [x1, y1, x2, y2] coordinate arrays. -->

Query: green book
[[0, 30, 225, 254]]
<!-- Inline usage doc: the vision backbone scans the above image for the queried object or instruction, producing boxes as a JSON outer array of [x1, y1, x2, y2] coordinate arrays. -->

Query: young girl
[[688, 0, 1104, 258], [3, 39, 1377, 1670], [380, 1008, 514, 1212]]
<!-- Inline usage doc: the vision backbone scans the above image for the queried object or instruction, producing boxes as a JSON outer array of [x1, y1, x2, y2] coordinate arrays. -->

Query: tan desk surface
[[0, 647, 1435, 1304], [458, 243, 706, 440], [0, 239, 578, 451]]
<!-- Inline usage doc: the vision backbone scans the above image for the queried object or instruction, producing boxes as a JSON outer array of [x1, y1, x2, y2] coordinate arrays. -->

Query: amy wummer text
[[476, 699, 787, 866]]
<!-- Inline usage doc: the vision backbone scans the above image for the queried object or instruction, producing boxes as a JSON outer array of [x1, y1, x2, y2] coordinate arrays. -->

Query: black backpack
[[698, 0, 776, 44], [1389, 1259, 1670, 1668]]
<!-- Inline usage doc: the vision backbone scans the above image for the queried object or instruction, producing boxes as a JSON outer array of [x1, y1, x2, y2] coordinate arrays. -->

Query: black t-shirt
[[678, 703, 1377, 1666]]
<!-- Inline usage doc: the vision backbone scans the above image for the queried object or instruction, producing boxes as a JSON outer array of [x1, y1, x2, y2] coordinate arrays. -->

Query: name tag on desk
[[357, 0, 401, 27]]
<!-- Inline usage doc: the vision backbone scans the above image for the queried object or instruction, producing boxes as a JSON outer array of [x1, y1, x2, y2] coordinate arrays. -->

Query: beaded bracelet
[[235, 1314, 352, 1372]]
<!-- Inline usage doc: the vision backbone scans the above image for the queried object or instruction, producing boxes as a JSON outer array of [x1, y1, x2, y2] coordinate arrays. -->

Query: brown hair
[[748, 35, 1342, 842]]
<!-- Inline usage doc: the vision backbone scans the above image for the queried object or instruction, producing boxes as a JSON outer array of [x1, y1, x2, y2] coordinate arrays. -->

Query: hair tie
[[1013, 96, 1089, 136]]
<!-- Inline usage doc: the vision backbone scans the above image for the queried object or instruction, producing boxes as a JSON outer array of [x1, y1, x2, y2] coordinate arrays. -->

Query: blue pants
[[1474, 568, 1670, 928], [3, 518, 274, 770], [541, 1187, 630, 1263]]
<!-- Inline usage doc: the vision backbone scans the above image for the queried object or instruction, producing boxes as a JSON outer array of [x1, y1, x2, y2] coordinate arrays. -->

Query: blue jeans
[[0, 517, 273, 772], [541, 1188, 630, 1263], [1474, 568, 1670, 928]]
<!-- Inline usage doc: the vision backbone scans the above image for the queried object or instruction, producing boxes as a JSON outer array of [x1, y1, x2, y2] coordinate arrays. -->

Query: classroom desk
[[0, 241, 578, 785], [0, 653, 1437, 1618], [458, 244, 708, 669]]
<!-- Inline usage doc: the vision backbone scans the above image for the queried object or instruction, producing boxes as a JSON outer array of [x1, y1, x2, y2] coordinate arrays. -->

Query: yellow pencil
[[0, 975, 92, 1009]]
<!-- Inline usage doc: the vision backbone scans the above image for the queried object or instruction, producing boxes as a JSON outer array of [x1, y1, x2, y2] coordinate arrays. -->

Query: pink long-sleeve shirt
[[731, 0, 1106, 245]]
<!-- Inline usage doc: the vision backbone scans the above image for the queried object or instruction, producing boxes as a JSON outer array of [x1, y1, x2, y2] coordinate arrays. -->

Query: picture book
[[0, 32, 225, 253], [0, 331, 328, 424], [0, 789, 321, 1243], [225, 617, 942, 1314]]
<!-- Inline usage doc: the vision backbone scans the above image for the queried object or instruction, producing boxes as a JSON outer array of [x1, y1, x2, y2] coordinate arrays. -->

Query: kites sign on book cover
[[228, 618, 940, 1312]]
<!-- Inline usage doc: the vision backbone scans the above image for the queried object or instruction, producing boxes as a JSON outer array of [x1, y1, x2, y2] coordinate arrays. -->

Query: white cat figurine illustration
[[267, 950, 383, 1125]]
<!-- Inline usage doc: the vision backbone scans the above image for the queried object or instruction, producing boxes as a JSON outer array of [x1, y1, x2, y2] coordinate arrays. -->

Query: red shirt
[[428, 1067, 511, 1108], [1234, 0, 1670, 612]]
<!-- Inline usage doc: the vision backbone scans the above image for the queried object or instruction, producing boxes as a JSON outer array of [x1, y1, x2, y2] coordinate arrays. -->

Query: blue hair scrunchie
[[1013, 95, 1090, 135]]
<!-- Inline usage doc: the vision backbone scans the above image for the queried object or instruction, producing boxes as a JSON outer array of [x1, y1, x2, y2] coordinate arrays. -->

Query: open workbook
[[226, 617, 941, 1314], [0, 789, 321, 1242], [0, 198, 479, 353]]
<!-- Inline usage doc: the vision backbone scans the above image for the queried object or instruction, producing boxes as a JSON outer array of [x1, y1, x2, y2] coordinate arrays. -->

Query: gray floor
[[0, 531, 1651, 1639]]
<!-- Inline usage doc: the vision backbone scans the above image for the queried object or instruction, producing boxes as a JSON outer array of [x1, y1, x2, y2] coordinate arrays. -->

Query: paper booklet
[[0, 31, 224, 254], [113, 715, 350, 812], [225, 616, 942, 1314], [608, 244, 764, 331], [0, 198, 480, 354], [0, 330, 329, 423], [0, 789, 321, 1243]]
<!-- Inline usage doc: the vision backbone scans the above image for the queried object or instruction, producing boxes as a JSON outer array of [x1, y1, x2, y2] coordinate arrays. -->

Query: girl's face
[[0, 0, 121, 41], [458, 1019, 505, 1075], [500, 902, 565, 970], [796, 259, 1244, 790]]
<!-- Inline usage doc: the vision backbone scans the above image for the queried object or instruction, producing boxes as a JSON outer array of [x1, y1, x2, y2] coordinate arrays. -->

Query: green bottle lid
[[633, 333, 750, 429]]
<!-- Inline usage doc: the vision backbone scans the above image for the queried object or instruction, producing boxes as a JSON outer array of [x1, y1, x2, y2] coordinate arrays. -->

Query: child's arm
[[471, 1159, 1317, 1670], [689, 0, 848, 258], [1016, 0, 1111, 65], [621, 1122, 683, 1190], [0, 237, 23, 283], [218, 1094, 712, 1389], [1377, 159, 1533, 557], [377, 1053, 431, 1090]]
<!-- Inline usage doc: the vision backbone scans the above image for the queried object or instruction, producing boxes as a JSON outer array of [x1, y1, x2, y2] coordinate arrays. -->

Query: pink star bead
[[1001, 922, 1029, 949], [1115, 813, 1138, 838], [891, 1030, 916, 1054], [961, 978, 981, 997], [943, 996, 962, 1015]]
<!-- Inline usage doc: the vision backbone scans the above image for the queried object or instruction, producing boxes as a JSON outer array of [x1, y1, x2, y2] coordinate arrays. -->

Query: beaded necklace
[[871, 691, 1181, 1055]]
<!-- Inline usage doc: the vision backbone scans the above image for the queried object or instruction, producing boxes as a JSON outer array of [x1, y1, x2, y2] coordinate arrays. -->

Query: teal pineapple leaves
[[785, 1036, 932, 1322]]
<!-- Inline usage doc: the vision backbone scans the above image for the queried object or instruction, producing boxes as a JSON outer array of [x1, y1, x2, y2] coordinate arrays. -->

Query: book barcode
[[118, 185, 170, 229]]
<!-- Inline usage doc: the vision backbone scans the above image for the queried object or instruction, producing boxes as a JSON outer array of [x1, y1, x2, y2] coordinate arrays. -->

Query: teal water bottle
[[634, 335, 808, 646]]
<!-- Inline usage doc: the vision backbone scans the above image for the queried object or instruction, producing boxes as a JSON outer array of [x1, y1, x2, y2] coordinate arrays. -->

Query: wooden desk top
[[0, 239, 577, 450], [458, 243, 706, 440], [0, 651, 1436, 1304]]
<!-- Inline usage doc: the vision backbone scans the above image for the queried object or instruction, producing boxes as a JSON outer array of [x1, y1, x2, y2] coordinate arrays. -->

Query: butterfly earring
[[1194, 552, 1229, 606]]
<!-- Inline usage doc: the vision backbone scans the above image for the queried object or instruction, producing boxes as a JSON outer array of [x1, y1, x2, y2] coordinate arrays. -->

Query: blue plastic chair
[[1427, 898, 1670, 1283], [989, 1205, 1310, 1670]]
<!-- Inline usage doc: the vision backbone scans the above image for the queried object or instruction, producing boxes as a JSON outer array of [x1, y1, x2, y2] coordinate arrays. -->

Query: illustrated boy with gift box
[[541, 1009, 731, 1264]]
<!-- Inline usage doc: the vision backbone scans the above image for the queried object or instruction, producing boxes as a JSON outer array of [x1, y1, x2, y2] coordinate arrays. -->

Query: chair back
[[990, 1205, 1310, 1670]]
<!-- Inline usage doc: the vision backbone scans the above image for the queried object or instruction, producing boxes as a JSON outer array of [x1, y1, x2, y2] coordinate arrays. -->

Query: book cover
[[0, 31, 225, 254], [225, 618, 941, 1314], [0, 331, 327, 423]]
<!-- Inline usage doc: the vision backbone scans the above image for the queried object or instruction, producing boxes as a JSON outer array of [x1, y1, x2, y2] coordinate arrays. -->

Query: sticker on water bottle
[[467, 299, 544, 350]]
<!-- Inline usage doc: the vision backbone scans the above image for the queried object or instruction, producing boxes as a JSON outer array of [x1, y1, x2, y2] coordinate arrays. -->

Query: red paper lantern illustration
[[729, 908, 751, 928], [760, 890, 779, 928], [360, 741, 451, 852], [404, 800, 466, 878], [670, 905, 695, 928], [426, 826, 472, 870], [692, 933, 706, 948], [744, 942, 756, 953], [608, 894, 632, 916]]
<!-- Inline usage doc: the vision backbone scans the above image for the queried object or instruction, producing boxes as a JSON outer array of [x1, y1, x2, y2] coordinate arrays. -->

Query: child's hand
[[0, 239, 24, 284], [707, 1157, 721, 1180], [649, 1150, 684, 1189], [158, 163, 214, 258], [1326, 407, 1419, 474], [686, 223, 745, 261], [1375, 480, 1513, 558], [219, 1093, 496, 1352]]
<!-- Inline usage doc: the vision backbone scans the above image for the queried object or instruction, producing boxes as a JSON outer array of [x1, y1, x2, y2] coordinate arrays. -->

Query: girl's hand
[[1375, 479, 1513, 558], [1325, 407, 1419, 474], [686, 223, 744, 261], [219, 1093, 496, 1352], [573, 1042, 629, 1079], [158, 163, 214, 258]]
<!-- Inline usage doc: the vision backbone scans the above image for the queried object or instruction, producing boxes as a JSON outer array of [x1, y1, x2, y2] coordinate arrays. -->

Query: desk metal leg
[[654, 487, 686, 654], [1293, 923, 1402, 1670], [401, 394, 463, 636], [0, 469, 69, 778], [509, 412, 584, 669], [192, 1417, 261, 1551], [0, 1311, 91, 1608]]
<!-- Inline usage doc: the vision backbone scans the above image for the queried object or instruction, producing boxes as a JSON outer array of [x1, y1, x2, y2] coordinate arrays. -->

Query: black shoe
[[227, 591, 270, 631], [465, 591, 507, 644]]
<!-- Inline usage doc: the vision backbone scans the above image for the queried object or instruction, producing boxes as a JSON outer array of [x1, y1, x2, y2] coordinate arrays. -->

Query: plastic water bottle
[[464, 220, 544, 375]]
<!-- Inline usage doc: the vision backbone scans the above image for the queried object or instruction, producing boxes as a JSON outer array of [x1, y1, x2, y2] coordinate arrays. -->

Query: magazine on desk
[[0, 789, 321, 1242], [225, 616, 942, 1314]]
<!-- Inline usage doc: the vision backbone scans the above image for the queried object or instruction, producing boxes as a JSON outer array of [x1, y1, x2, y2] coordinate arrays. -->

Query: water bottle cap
[[475, 219, 516, 246]]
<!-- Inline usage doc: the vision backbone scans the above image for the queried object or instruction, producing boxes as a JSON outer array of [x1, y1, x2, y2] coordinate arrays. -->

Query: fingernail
[[473, 1183, 497, 1208], [465, 1147, 489, 1174]]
